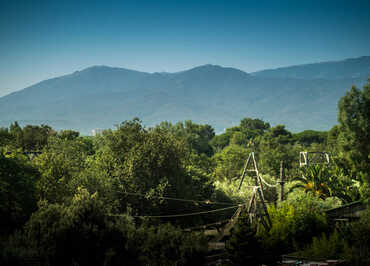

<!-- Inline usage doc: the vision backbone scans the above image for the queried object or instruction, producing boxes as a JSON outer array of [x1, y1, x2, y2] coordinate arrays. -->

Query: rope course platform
[[299, 151, 330, 167], [238, 152, 272, 231]]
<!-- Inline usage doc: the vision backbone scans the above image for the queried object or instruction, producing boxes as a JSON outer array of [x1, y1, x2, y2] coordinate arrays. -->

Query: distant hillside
[[0, 57, 369, 134], [0, 88, 14, 97], [252, 56, 370, 80]]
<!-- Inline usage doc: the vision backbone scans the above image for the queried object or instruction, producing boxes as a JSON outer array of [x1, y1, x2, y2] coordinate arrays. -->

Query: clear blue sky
[[1, 0, 369, 95]]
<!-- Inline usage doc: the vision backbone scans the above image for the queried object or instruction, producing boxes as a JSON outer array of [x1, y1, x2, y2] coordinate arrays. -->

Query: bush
[[2, 187, 208, 266], [226, 199, 330, 265], [285, 186, 342, 212], [0, 231, 37, 266], [136, 223, 207, 266], [256, 202, 329, 264], [24, 188, 139, 266], [226, 213, 263, 266], [295, 230, 346, 260], [291, 208, 370, 265], [342, 208, 370, 265]]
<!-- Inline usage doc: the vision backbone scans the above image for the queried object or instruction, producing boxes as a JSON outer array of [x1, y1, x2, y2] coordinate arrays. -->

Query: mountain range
[[1, 56, 369, 134]]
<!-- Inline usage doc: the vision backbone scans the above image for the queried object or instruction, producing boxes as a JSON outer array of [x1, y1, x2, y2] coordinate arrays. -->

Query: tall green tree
[[24, 188, 139, 266], [240, 117, 270, 136], [95, 119, 215, 219], [210, 127, 237, 152], [337, 80, 370, 193], [210, 118, 270, 152], [213, 144, 249, 181], [35, 136, 89, 203], [0, 127, 14, 147], [0, 151, 39, 235], [57, 129, 80, 140], [293, 130, 327, 146], [158, 120, 215, 156], [257, 125, 298, 177], [9, 121, 23, 149], [22, 125, 53, 151]]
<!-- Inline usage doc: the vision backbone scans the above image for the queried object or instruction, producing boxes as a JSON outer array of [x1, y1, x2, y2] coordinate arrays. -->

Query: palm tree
[[289, 165, 330, 199], [288, 164, 360, 203]]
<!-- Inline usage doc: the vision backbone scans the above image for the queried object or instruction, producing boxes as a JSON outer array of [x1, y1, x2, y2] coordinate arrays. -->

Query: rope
[[108, 205, 244, 219], [183, 219, 230, 231], [239, 185, 260, 189], [120, 191, 236, 206], [258, 174, 278, 188]]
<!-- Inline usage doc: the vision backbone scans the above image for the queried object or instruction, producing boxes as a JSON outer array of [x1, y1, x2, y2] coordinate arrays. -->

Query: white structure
[[299, 152, 330, 167], [91, 128, 104, 136]]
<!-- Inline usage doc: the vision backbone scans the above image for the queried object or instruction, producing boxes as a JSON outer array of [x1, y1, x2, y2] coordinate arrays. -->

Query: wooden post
[[279, 161, 285, 202], [252, 153, 265, 201], [256, 187, 271, 230]]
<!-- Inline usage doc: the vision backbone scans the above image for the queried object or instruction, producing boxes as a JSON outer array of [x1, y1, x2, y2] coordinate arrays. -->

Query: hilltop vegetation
[[0, 80, 369, 265]]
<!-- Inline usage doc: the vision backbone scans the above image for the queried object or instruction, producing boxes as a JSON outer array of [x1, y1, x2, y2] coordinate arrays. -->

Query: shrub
[[226, 213, 263, 266], [296, 230, 346, 260], [342, 208, 370, 265], [24, 188, 139, 266], [4, 187, 208, 266], [136, 223, 207, 266], [256, 202, 329, 264], [0, 231, 37, 266]]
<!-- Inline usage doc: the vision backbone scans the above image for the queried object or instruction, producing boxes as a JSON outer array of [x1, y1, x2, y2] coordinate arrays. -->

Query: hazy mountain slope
[[252, 56, 370, 80], [0, 57, 369, 134], [0, 88, 13, 97]]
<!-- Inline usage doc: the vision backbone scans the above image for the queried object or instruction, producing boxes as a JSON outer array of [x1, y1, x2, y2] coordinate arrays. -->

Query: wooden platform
[[325, 200, 367, 221]]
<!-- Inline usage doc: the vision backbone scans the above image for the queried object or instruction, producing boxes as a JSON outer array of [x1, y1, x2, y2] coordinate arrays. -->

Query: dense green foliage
[[0, 188, 207, 266], [0, 80, 369, 265], [0, 152, 39, 236], [337, 80, 370, 197], [226, 213, 262, 265], [289, 164, 360, 202], [342, 209, 370, 265], [292, 208, 370, 265], [292, 130, 327, 146]]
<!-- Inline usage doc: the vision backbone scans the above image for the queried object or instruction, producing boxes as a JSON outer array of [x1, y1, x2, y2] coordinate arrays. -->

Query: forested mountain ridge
[[0, 56, 369, 133]]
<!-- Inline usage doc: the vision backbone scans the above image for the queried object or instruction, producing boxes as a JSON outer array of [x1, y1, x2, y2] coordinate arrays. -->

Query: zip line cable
[[107, 204, 244, 219], [183, 219, 231, 231], [120, 191, 236, 206]]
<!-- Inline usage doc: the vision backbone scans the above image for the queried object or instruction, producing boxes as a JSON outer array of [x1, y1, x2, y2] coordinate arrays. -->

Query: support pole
[[238, 153, 252, 190], [279, 161, 285, 202], [252, 153, 265, 201], [256, 187, 271, 230]]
